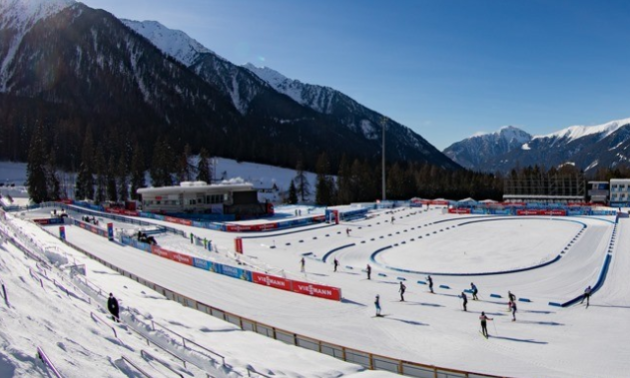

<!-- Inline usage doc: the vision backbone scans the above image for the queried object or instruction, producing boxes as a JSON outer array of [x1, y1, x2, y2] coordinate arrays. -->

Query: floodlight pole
[[382, 117, 386, 201]]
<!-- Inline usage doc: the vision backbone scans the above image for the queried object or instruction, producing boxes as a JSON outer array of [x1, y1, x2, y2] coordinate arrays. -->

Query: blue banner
[[219, 264, 252, 281]]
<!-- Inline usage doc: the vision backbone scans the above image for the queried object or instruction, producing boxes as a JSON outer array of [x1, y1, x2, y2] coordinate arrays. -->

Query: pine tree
[[288, 180, 298, 204], [75, 130, 95, 200], [46, 148, 60, 201], [106, 155, 118, 202], [117, 154, 129, 202], [177, 144, 193, 183], [315, 152, 336, 205], [196, 148, 212, 183], [130, 144, 145, 200], [336, 154, 352, 205], [150, 137, 175, 187], [94, 147, 106, 204], [26, 125, 49, 203], [294, 159, 310, 202]]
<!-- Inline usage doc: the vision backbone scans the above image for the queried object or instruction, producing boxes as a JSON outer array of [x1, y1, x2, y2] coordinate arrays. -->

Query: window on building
[[189, 199, 196, 205]]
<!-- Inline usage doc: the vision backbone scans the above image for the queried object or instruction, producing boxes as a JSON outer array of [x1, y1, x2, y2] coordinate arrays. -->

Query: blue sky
[[79, 0, 630, 150]]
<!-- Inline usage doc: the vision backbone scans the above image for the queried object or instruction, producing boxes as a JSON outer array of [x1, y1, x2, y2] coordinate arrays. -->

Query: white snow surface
[[2, 204, 630, 378], [243, 63, 334, 114], [533, 117, 630, 144], [121, 19, 214, 66]]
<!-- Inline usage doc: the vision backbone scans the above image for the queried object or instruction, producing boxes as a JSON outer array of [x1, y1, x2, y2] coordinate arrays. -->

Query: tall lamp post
[[381, 117, 388, 201]]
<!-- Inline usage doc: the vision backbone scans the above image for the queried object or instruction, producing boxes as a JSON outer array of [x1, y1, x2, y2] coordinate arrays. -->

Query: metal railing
[[37, 347, 64, 378], [140, 350, 184, 378], [90, 311, 121, 341], [121, 355, 155, 378]]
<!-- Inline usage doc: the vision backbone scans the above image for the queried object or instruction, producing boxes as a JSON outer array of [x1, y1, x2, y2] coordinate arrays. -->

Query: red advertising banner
[[448, 208, 471, 214], [164, 216, 192, 226], [292, 280, 342, 301], [234, 237, 243, 253], [151, 245, 172, 259], [105, 208, 140, 216], [543, 210, 566, 216], [169, 251, 193, 266], [516, 209, 541, 216], [252, 272, 292, 291]]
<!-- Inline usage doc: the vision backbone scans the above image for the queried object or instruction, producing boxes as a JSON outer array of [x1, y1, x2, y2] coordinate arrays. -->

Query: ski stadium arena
[[3, 201, 629, 378]]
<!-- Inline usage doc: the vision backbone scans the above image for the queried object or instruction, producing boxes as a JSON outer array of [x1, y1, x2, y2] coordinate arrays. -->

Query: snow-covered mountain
[[126, 18, 459, 169], [122, 19, 214, 66], [444, 118, 630, 173], [443, 126, 532, 170]]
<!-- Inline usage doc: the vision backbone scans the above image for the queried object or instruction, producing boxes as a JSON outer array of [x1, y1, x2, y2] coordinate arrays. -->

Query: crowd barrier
[[117, 233, 342, 301], [53, 236, 510, 377]]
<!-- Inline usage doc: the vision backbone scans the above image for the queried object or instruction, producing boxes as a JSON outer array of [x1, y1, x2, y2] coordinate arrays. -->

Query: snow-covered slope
[[243, 63, 335, 114], [122, 19, 214, 67], [0, 0, 75, 90], [533, 117, 630, 145]]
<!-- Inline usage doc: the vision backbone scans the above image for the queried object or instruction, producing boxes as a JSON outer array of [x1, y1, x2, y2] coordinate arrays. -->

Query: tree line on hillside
[[26, 123, 212, 204], [287, 153, 505, 205]]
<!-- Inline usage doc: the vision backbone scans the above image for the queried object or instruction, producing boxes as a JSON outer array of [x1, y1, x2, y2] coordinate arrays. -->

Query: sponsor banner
[[105, 208, 140, 216], [516, 209, 541, 216], [220, 264, 252, 281], [59, 199, 74, 205], [492, 209, 512, 215], [226, 223, 279, 232], [542, 210, 566, 216], [312, 215, 326, 222], [292, 280, 342, 301], [471, 209, 487, 215], [448, 208, 471, 214], [252, 272, 292, 291], [192, 257, 221, 273], [169, 251, 193, 266], [164, 216, 193, 226], [151, 245, 172, 259], [33, 218, 65, 225]]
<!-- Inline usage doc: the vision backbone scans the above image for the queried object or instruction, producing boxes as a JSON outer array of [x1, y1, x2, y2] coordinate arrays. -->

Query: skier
[[580, 285, 592, 307], [300, 257, 305, 272], [470, 282, 479, 300], [391, 216, 395, 224], [107, 293, 120, 322], [508, 291, 516, 303], [399, 281, 406, 301], [479, 311, 493, 338], [346, 228, 351, 237], [427, 275, 434, 293], [367, 264, 372, 280], [190, 232, 193, 244], [461, 291, 468, 311], [333, 258, 339, 272], [509, 300, 517, 321], [374, 294, 381, 316]]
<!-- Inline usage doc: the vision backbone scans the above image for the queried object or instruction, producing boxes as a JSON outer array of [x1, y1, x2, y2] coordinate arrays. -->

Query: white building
[[609, 178, 630, 207], [137, 181, 269, 217]]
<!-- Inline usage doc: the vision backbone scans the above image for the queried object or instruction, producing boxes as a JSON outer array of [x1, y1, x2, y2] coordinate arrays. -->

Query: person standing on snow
[[333, 258, 339, 272], [367, 264, 372, 280], [427, 275, 434, 293], [399, 282, 406, 301], [108, 293, 120, 322], [580, 285, 592, 307], [479, 311, 493, 337], [471, 282, 479, 300], [374, 294, 381, 316], [509, 300, 517, 321], [300, 257, 305, 273], [346, 228, 351, 237], [461, 291, 468, 311]]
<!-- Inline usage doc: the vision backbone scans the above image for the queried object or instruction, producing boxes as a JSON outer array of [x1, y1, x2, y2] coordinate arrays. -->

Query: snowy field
[[2, 204, 629, 378]]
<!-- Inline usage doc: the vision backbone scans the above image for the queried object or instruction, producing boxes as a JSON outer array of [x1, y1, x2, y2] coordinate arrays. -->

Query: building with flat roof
[[587, 181, 609, 204], [609, 178, 630, 207], [137, 181, 271, 218]]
